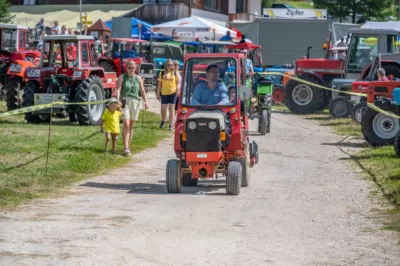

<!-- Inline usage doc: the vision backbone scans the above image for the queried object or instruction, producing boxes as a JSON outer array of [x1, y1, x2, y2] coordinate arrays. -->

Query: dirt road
[[1, 99, 399, 265]]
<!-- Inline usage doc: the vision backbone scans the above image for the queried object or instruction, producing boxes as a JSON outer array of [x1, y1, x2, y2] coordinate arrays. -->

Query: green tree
[[0, 0, 15, 24]]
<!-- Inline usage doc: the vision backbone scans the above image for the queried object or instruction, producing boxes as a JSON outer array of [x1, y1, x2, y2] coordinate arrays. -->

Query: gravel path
[[0, 98, 399, 265]]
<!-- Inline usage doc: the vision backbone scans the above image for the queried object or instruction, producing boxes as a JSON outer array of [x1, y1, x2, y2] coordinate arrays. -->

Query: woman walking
[[116, 60, 149, 156], [156, 59, 179, 131]]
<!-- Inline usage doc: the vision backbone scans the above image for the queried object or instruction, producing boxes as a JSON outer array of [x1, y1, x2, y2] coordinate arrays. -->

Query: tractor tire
[[266, 109, 271, 133], [329, 96, 352, 118], [182, 173, 198, 187], [351, 102, 367, 125], [5, 77, 22, 111], [361, 107, 399, 147], [272, 85, 285, 104], [284, 74, 325, 114], [394, 131, 400, 157], [233, 145, 251, 187], [259, 109, 268, 135], [68, 112, 78, 122], [226, 161, 242, 195], [22, 81, 50, 124], [74, 76, 105, 126], [166, 159, 181, 193], [315, 91, 331, 111], [98, 61, 116, 73]]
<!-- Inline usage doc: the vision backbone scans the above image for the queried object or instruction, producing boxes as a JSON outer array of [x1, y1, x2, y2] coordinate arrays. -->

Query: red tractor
[[22, 35, 117, 125], [166, 53, 259, 195], [0, 23, 41, 111], [97, 38, 148, 75], [284, 28, 400, 114]]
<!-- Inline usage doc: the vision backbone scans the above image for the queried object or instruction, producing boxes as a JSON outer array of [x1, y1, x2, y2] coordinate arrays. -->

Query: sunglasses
[[127, 66, 135, 69]]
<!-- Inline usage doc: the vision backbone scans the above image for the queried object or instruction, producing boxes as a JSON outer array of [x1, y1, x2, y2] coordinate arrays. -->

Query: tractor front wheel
[[5, 77, 22, 111], [74, 76, 105, 126], [259, 109, 268, 135], [233, 145, 251, 187], [22, 81, 50, 124], [361, 108, 399, 147], [272, 85, 285, 104], [351, 102, 367, 125], [284, 75, 324, 114], [226, 161, 242, 195], [329, 96, 352, 118], [182, 173, 198, 187], [166, 159, 182, 193]]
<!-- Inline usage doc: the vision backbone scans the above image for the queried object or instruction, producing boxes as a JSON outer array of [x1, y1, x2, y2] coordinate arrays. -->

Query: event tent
[[105, 17, 170, 41]]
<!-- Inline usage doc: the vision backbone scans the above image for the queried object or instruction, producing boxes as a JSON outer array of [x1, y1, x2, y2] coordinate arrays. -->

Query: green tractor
[[247, 78, 273, 135]]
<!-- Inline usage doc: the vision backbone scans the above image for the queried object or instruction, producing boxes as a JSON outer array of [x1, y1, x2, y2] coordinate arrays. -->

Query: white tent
[[361, 21, 400, 31], [150, 16, 237, 41]]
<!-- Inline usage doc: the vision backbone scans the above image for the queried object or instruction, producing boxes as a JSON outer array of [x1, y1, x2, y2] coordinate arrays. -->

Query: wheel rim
[[292, 84, 313, 106], [332, 100, 348, 117], [372, 113, 399, 140], [88, 84, 104, 122], [272, 88, 284, 103]]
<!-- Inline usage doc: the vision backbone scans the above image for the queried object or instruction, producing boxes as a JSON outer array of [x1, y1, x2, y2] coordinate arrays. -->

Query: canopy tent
[[105, 17, 170, 41], [150, 16, 237, 41]]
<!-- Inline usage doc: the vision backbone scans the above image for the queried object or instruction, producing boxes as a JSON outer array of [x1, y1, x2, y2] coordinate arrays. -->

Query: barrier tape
[[366, 102, 400, 119], [0, 100, 108, 118]]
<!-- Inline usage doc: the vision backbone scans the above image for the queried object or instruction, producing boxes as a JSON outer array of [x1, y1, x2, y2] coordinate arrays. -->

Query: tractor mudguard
[[373, 98, 398, 113], [249, 140, 258, 161]]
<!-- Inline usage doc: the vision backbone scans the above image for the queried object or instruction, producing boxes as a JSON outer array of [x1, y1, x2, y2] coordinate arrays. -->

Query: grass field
[[0, 100, 169, 208], [272, 104, 400, 232]]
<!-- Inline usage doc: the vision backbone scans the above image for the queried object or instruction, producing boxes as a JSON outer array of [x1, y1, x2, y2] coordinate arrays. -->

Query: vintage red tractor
[[166, 53, 259, 195], [22, 35, 117, 125], [285, 28, 400, 114], [0, 23, 41, 110]]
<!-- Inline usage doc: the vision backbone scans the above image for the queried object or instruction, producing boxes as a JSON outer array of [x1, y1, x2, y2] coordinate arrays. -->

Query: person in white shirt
[[60, 25, 68, 35], [51, 21, 61, 35]]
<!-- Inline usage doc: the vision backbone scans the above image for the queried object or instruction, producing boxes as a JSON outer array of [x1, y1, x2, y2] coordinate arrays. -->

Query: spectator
[[37, 30, 46, 51], [336, 37, 347, 48], [377, 68, 389, 81], [156, 59, 179, 131], [219, 31, 232, 42], [116, 60, 149, 156], [60, 25, 68, 35], [52, 21, 61, 35], [173, 60, 181, 116], [68, 28, 73, 35], [100, 97, 123, 155], [241, 50, 254, 77]]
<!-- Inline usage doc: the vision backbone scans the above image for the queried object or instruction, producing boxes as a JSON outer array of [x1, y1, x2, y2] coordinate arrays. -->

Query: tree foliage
[[314, 0, 394, 23], [0, 0, 15, 24]]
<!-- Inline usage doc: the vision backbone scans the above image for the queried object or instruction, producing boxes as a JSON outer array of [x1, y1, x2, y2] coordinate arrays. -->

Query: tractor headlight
[[208, 121, 217, 130], [188, 121, 196, 130], [10, 63, 21, 72], [73, 71, 82, 78], [27, 68, 40, 77]]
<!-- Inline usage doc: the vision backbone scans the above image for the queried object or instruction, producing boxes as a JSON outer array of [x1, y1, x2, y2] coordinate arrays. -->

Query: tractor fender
[[296, 72, 324, 86], [372, 98, 398, 113], [7, 60, 35, 79]]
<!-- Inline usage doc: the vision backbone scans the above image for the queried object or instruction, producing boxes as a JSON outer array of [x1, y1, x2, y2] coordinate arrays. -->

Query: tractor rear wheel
[[166, 159, 182, 193], [351, 102, 367, 125], [74, 76, 105, 126], [182, 173, 198, 187], [226, 161, 242, 195], [329, 96, 352, 118], [361, 108, 399, 147], [98, 61, 116, 73], [22, 81, 50, 124], [284, 74, 325, 114], [259, 109, 268, 135], [5, 77, 22, 111]]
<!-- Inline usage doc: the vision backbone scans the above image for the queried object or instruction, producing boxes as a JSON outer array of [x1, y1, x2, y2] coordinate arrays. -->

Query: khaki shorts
[[122, 97, 141, 121]]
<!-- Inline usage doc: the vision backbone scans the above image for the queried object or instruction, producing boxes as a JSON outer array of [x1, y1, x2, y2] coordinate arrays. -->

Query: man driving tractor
[[190, 64, 230, 105]]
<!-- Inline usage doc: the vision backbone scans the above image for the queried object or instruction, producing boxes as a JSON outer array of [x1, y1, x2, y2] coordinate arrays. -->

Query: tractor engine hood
[[186, 109, 227, 131], [331, 78, 357, 88]]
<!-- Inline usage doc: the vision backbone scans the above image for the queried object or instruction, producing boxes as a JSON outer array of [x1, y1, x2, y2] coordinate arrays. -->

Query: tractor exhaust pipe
[[306, 46, 312, 59], [199, 168, 207, 178]]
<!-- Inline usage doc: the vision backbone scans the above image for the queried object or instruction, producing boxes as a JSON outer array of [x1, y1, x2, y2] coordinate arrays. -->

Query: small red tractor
[[284, 28, 400, 114], [22, 35, 117, 125], [97, 38, 148, 75], [166, 53, 259, 195], [0, 23, 41, 111]]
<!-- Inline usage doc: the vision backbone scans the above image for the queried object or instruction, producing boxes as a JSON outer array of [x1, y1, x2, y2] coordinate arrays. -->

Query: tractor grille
[[185, 118, 221, 152]]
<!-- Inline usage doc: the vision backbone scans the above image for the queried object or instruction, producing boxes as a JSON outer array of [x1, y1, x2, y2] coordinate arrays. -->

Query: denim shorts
[[161, 93, 176, 104]]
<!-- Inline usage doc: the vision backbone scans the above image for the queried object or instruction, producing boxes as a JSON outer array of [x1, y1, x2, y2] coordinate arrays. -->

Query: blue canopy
[[105, 17, 170, 41]]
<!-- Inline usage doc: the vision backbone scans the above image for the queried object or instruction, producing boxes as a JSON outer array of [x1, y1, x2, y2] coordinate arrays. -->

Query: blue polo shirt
[[191, 82, 229, 105]]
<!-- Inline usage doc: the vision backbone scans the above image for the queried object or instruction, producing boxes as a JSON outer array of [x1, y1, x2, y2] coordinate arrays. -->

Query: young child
[[100, 97, 123, 155]]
